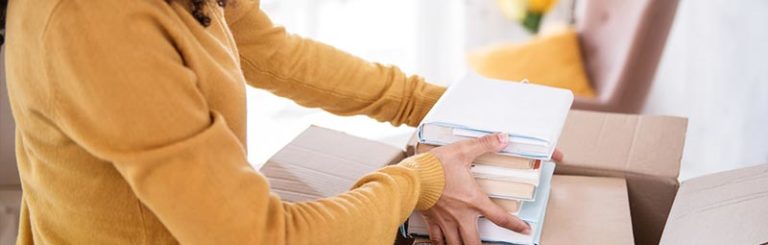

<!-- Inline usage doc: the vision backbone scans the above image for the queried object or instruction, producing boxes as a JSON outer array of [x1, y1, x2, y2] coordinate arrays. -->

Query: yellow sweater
[[5, 0, 446, 244]]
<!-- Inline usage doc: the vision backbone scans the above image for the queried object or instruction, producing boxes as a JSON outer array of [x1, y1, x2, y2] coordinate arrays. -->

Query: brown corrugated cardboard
[[541, 175, 634, 244], [405, 132, 419, 157], [408, 176, 634, 245], [260, 125, 405, 202], [660, 163, 768, 245], [556, 110, 687, 178], [555, 110, 687, 245], [406, 109, 688, 244], [271, 111, 690, 244]]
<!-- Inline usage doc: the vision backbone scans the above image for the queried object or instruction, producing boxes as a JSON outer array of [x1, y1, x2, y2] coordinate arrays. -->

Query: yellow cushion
[[467, 29, 596, 97]]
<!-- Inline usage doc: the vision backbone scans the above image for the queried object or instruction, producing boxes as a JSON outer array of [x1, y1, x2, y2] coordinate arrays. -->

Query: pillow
[[467, 29, 595, 97]]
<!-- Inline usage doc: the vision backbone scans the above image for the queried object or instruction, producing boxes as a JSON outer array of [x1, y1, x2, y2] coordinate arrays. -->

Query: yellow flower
[[528, 0, 558, 13], [495, 0, 559, 33]]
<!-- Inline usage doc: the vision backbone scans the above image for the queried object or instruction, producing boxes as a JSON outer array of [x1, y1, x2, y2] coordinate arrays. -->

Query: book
[[472, 164, 542, 187], [419, 143, 542, 200], [476, 177, 536, 201], [416, 143, 536, 169], [491, 198, 521, 214], [408, 161, 556, 245], [417, 75, 573, 160]]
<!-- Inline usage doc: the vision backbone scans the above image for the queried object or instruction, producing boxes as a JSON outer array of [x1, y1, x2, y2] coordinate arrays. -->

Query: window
[[246, 0, 466, 166]]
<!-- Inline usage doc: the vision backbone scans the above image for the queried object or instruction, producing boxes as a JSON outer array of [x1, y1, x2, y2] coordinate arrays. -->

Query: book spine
[[415, 143, 535, 169]]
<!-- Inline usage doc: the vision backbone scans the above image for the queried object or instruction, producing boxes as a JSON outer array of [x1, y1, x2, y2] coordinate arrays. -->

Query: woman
[[3, 0, 544, 244]]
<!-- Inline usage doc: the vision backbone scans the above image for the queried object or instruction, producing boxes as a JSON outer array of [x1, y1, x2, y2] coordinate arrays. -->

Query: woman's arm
[[42, 2, 444, 244], [225, 1, 446, 127]]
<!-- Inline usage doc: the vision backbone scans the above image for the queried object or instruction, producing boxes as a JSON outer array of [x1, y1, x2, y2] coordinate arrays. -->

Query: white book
[[417, 75, 573, 160]]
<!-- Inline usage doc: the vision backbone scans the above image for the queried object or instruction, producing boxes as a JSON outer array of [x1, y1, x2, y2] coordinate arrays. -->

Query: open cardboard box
[[260, 125, 405, 202], [261, 110, 768, 244], [552, 110, 687, 244], [262, 125, 635, 244], [660, 163, 768, 244]]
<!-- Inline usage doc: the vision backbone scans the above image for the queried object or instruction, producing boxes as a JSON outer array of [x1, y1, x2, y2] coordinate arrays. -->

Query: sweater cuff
[[399, 153, 445, 210], [407, 83, 446, 127], [422, 83, 447, 102]]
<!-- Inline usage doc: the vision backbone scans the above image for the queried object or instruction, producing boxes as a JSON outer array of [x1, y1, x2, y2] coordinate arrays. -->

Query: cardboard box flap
[[542, 175, 634, 245], [261, 125, 406, 202], [405, 110, 688, 244], [553, 110, 688, 245], [556, 110, 687, 179], [660, 163, 768, 245]]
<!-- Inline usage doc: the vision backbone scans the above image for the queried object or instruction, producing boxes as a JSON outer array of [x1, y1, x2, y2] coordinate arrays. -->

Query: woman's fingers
[[457, 214, 482, 245], [430, 211, 462, 245], [424, 132, 532, 244], [552, 148, 564, 162], [451, 133, 509, 164], [423, 215, 445, 245], [440, 222, 461, 245], [477, 197, 531, 234], [427, 222, 444, 245]]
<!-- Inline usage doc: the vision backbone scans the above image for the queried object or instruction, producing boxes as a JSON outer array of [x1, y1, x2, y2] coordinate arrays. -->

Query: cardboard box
[[407, 109, 688, 244], [409, 175, 635, 245], [555, 110, 688, 245], [260, 125, 405, 202], [542, 175, 634, 244], [265, 124, 635, 245], [266, 112, 768, 245], [660, 163, 768, 245]]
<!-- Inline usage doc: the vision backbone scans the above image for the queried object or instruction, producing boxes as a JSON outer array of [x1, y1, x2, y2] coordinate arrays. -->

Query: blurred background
[[244, 0, 768, 180], [1, 0, 767, 243]]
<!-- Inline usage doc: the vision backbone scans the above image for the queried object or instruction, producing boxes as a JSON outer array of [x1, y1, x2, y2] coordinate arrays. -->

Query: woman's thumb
[[462, 133, 509, 161]]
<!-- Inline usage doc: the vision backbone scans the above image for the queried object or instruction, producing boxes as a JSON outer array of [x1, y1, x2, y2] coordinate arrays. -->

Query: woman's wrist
[[399, 152, 445, 210]]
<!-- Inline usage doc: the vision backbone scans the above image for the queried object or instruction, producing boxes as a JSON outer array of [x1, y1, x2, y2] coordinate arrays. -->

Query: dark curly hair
[[0, 0, 227, 45], [182, 0, 229, 27], [1, 0, 6, 45]]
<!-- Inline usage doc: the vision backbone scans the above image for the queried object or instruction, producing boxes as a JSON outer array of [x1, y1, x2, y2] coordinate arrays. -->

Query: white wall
[[257, 0, 768, 180], [642, 0, 768, 180]]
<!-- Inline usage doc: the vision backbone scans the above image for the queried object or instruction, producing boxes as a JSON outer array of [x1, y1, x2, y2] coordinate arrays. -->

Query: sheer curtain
[[246, 0, 466, 166]]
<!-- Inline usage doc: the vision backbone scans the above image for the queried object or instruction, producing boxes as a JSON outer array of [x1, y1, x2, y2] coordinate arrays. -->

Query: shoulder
[[49, 0, 174, 18], [44, 0, 180, 38], [223, 0, 261, 25]]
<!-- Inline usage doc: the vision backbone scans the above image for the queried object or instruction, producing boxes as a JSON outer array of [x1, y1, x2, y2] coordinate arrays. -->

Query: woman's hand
[[421, 133, 563, 245]]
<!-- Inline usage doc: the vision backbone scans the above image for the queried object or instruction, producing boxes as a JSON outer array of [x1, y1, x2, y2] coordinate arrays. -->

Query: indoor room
[[1, 0, 766, 244]]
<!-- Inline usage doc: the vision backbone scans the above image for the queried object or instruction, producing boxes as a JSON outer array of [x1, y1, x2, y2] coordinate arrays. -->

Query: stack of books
[[415, 143, 546, 211], [405, 75, 573, 245]]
